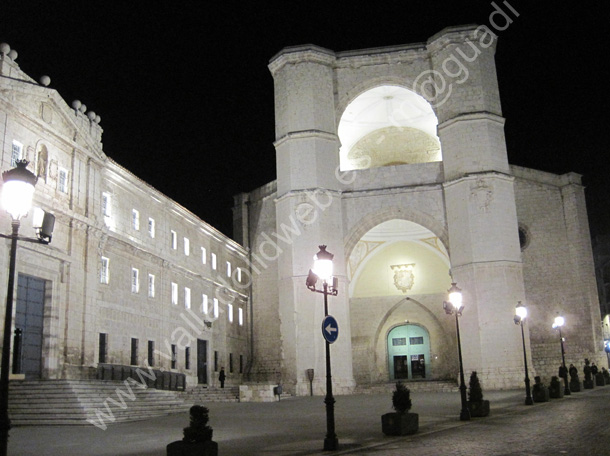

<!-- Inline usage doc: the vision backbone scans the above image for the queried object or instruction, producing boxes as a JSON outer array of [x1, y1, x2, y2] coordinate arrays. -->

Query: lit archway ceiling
[[349, 220, 450, 297], [338, 86, 440, 171]]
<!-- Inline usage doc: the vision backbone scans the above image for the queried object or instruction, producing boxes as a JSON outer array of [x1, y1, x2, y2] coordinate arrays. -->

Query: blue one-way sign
[[322, 315, 339, 344]]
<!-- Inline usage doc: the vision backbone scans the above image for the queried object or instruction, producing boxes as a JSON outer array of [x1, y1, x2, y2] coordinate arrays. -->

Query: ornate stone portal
[[235, 24, 605, 393]]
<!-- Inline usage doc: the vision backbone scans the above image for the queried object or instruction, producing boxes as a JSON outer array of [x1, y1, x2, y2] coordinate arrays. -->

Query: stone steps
[[354, 380, 459, 394], [8, 379, 238, 426], [179, 386, 240, 403]]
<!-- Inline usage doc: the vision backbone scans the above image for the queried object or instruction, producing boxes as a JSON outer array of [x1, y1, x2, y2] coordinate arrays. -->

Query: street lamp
[[443, 282, 470, 421], [552, 315, 571, 396], [0, 160, 53, 456], [306, 245, 339, 451], [514, 303, 533, 405]]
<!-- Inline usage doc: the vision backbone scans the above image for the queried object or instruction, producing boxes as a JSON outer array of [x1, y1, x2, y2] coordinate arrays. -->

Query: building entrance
[[387, 324, 430, 381], [14, 274, 45, 379], [197, 339, 208, 384]]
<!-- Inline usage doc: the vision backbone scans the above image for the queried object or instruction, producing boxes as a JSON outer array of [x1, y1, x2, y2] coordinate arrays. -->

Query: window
[[147, 341, 155, 367], [11, 141, 23, 167], [171, 344, 177, 369], [148, 218, 155, 238], [202, 294, 208, 314], [213, 298, 219, 318], [392, 338, 407, 346], [228, 303, 233, 323], [201, 247, 207, 264], [131, 268, 139, 293], [58, 168, 68, 193], [171, 282, 178, 305], [102, 192, 111, 217], [171, 230, 177, 250], [236, 267, 242, 282], [214, 351, 218, 372], [184, 287, 191, 309], [409, 337, 424, 345], [239, 355, 243, 374], [132, 209, 140, 230], [226, 261, 231, 277], [229, 353, 233, 373], [519, 226, 530, 251], [211, 253, 217, 270], [185, 347, 191, 370], [184, 237, 190, 256], [100, 257, 109, 284], [148, 274, 155, 298], [99, 333, 108, 363], [130, 338, 139, 365], [238, 307, 244, 326]]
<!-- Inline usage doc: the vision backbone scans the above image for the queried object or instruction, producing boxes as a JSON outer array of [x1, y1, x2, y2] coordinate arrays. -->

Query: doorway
[[197, 339, 208, 384], [411, 354, 426, 379], [393, 355, 409, 379], [14, 274, 45, 379], [387, 324, 430, 381]]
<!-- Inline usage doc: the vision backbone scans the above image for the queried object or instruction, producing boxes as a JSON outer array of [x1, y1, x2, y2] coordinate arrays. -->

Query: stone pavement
[[8, 386, 610, 455]]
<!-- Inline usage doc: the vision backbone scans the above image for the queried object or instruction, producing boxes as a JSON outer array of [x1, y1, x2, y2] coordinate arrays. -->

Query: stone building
[[0, 23, 605, 398], [233, 25, 606, 395], [0, 43, 250, 387]]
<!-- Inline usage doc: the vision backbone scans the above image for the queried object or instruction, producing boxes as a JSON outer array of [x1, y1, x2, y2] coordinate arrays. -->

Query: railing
[[96, 363, 186, 391]]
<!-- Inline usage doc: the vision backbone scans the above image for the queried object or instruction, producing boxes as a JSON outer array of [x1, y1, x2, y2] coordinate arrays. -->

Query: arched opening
[[338, 85, 440, 171], [348, 219, 455, 384], [387, 324, 430, 380]]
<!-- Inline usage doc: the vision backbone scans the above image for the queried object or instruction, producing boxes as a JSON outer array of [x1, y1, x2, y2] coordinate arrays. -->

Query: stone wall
[[0, 47, 251, 385]]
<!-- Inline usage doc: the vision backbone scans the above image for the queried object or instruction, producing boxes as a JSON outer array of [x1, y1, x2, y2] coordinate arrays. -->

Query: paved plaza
[[8, 386, 610, 455]]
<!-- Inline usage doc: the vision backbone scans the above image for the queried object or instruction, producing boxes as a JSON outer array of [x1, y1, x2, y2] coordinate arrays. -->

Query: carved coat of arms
[[391, 264, 415, 293]]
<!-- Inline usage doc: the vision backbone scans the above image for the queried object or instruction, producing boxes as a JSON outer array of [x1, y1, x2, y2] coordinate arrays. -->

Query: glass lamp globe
[[2, 160, 37, 220], [447, 283, 463, 311], [312, 245, 334, 282]]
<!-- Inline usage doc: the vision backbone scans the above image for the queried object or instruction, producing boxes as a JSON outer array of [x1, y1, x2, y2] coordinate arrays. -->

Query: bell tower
[[429, 26, 531, 387], [268, 46, 355, 395]]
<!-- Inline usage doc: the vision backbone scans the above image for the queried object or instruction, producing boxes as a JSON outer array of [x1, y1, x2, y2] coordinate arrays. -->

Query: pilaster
[[434, 26, 531, 388], [269, 46, 355, 394]]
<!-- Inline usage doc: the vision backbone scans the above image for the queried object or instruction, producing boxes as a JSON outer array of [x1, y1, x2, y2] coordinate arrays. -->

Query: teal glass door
[[387, 324, 430, 381]]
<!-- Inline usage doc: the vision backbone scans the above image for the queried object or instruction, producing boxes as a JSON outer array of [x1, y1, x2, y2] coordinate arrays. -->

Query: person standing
[[219, 367, 226, 388], [569, 363, 578, 379], [558, 364, 568, 381], [591, 362, 599, 376]]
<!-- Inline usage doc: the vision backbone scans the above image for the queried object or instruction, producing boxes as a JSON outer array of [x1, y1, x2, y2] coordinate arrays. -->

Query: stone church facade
[[233, 25, 605, 395], [0, 44, 251, 387], [0, 25, 605, 396]]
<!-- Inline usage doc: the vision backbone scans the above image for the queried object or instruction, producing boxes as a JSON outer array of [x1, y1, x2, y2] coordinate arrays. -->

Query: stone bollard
[[167, 405, 218, 456]]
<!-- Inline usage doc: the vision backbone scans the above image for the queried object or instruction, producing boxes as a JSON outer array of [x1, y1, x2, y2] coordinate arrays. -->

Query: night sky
[[2, 2, 609, 238]]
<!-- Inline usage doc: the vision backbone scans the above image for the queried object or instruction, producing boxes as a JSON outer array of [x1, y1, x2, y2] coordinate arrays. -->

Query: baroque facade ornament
[[390, 263, 415, 293], [470, 178, 494, 212]]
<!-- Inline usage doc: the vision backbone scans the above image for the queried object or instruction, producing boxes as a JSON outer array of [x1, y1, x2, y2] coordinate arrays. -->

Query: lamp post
[[0, 160, 36, 455], [513, 302, 533, 405], [0, 160, 54, 456], [552, 315, 571, 396], [443, 282, 470, 421], [306, 245, 339, 451]]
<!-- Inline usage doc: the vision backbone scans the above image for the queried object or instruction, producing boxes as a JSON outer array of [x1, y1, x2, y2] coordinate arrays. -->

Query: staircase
[[354, 380, 458, 394], [179, 385, 239, 403], [8, 380, 237, 427]]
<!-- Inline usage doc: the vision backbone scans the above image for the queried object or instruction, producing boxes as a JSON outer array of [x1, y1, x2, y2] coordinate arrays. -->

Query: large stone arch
[[335, 76, 435, 126], [344, 206, 449, 262], [336, 80, 441, 171], [352, 294, 456, 384]]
